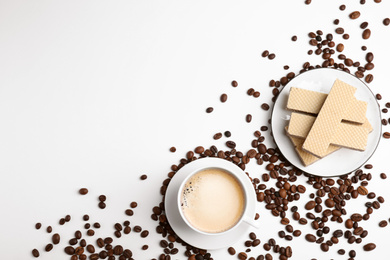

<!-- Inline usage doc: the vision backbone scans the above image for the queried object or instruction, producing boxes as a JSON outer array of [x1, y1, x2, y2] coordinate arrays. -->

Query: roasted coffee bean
[[363, 29, 371, 39], [220, 94, 227, 103], [384, 18, 390, 26], [345, 219, 353, 229], [45, 244, 53, 252], [293, 230, 301, 237], [261, 103, 270, 111], [87, 245, 95, 253], [228, 247, 236, 255], [231, 80, 238, 87], [246, 114, 252, 123], [32, 249, 39, 258], [320, 243, 329, 252], [87, 229, 95, 236], [365, 74, 374, 83], [141, 230, 149, 238], [226, 141, 236, 149], [98, 202, 106, 209], [52, 233, 60, 244], [305, 234, 316, 242], [339, 4, 346, 10], [363, 243, 376, 251], [268, 53, 276, 60], [65, 246, 75, 255], [383, 132, 390, 138], [133, 225, 142, 233], [224, 131, 232, 137], [69, 238, 78, 245], [125, 209, 134, 216], [35, 222, 42, 230], [361, 22, 369, 29], [206, 107, 214, 113], [59, 218, 65, 225], [349, 11, 360, 19], [262, 50, 269, 57], [335, 27, 344, 34], [79, 188, 88, 195], [357, 186, 368, 195], [379, 220, 388, 227], [93, 222, 100, 229], [305, 201, 315, 210], [169, 146, 176, 152]]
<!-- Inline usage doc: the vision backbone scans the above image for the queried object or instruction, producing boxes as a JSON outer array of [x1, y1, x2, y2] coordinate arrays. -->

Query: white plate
[[271, 68, 382, 177], [164, 157, 257, 250]]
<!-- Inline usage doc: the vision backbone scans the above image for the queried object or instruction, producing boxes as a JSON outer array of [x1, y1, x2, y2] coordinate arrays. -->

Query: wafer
[[302, 79, 357, 158], [287, 87, 367, 124]]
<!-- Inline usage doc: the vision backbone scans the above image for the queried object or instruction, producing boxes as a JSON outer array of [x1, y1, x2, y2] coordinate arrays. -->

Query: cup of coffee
[[177, 163, 259, 235]]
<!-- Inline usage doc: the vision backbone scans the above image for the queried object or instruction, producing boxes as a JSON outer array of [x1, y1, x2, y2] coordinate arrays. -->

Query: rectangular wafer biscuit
[[288, 112, 371, 150], [287, 87, 367, 124], [302, 79, 357, 158], [285, 126, 340, 166]]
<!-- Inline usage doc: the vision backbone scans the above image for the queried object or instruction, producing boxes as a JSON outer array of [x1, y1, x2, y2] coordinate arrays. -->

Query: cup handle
[[242, 214, 260, 229]]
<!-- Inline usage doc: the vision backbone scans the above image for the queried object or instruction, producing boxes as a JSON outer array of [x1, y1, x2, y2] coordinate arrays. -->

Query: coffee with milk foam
[[181, 168, 246, 233]]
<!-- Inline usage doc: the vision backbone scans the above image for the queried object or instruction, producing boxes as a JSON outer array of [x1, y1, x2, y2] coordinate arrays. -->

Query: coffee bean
[[32, 249, 39, 258], [383, 132, 390, 139], [281, 218, 290, 225], [140, 174, 148, 180], [206, 107, 213, 113], [90, 254, 99, 260], [379, 220, 388, 227], [35, 223, 41, 229], [226, 141, 236, 149], [305, 201, 316, 210], [350, 11, 360, 19], [220, 94, 228, 103], [87, 229, 95, 236], [261, 103, 270, 111], [98, 202, 106, 209], [357, 186, 368, 195], [141, 230, 149, 238], [334, 19, 339, 25], [52, 233, 60, 244], [246, 114, 252, 123], [305, 234, 316, 242], [46, 226, 52, 233], [365, 73, 374, 83], [69, 238, 78, 245], [363, 29, 371, 39], [213, 132, 222, 140], [44, 243, 53, 252], [363, 243, 376, 251], [320, 243, 329, 252], [336, 44, 344, 52], [268, 53, 276, 60], [339, 4, 346, 10], [360, 21, 368, 29], [65, 246, 75, 255], [59, 218, 65, 225], [79, 188, 88, 195], [346, 219, 353, 229], [293, 230, 301, 237], [335, 27, 344, 34], [227, 247, 236, 255], [262, 50, 269, 57], [125, 209, 134, 216], [169, 146, 176, 153], [130, 201, 138, 208]]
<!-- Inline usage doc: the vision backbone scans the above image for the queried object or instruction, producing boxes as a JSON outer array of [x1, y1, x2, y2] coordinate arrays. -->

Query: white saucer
[[271, 68, 382, 177], [164, 157, 257, 250]]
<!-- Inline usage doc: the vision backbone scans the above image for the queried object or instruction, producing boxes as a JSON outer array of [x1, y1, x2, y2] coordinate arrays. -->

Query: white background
[[0, 1, 390, 259]]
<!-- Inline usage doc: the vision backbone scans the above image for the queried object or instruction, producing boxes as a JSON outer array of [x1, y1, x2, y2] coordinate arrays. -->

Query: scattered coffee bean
[[32, 249, 39, 258], [140, 174, 147, 180], [268, 53, 276, 60], [52, 233, 60, 244], [141, 230, 149, 238], [98, 202, 106, 209], [220, 94, 228, 103], [261, 50, 269, 57], [213, 133, 222, 140], [226, 141, 236, 149], [261, 103, 270, 111], [379, 220, 388, 227], [45, 243, 53, 252], [384, 18, 390, 26], [206, 107, 213, 113], [383, 132, 390, 139], [35, 223, 41, 230], [130, 202, 138, 208], [291, 35, 297, 41], [363, 29, 371, 39], [79, 188, 88, 195], [46, 226, 52, 233], [380, 173, 387, 179], [363, 243, 376, 251], [169, 146, 176, 152], [350, 11, 360, 19], [231, 80, 238, 87]]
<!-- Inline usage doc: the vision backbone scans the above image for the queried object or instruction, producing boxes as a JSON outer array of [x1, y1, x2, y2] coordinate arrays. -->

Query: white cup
[[177, 162, 260, 236]]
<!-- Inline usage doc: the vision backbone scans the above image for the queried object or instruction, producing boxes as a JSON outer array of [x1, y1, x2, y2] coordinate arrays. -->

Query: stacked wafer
[[285, 79, 372, 166]]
